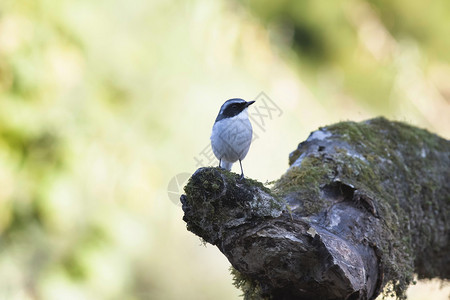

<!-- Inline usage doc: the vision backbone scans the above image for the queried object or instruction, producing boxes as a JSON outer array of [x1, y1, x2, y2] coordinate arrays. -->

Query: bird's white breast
[[211, 109, 253, 163]]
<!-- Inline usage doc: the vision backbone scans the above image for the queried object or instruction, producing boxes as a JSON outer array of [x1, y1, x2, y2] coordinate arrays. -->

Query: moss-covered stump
[[181, 117, 449, 300]]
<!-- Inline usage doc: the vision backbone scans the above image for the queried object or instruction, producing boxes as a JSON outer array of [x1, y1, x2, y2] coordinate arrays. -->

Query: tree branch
[[181, 117, 449, 300]]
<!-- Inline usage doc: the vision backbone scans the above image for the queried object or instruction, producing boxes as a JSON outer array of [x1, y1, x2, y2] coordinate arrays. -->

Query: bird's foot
[[239, 173, 245, 181]]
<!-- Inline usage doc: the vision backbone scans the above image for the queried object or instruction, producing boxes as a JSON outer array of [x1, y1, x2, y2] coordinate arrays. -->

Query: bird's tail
[[220, 160, 233, 171]]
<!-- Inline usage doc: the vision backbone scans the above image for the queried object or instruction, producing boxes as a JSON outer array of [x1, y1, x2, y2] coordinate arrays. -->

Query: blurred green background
[[0, 0, 449, 299]]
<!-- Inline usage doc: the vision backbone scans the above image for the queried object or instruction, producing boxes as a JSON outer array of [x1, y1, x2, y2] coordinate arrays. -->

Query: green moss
[[272, 155, 336, 215], [183, 167, 286, 244], [230, 266, 268, 300]]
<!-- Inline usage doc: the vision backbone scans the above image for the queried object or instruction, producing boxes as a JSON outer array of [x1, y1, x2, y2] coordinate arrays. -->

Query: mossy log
[[181, 117, 449, 300]]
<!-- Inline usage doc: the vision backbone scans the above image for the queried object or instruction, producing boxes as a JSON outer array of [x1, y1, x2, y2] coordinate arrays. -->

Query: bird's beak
[[245, 101, 255, 107]]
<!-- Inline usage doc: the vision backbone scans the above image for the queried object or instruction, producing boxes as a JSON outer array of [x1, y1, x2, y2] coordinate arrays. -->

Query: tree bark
[[181, 117, 449, 300]]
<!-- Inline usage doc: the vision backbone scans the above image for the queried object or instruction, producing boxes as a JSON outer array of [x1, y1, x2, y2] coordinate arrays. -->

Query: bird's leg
[[239, 160, 244, 180]]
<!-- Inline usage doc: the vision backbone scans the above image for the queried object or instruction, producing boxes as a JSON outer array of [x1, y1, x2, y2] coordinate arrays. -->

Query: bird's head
[[216, 98, 255, 122]]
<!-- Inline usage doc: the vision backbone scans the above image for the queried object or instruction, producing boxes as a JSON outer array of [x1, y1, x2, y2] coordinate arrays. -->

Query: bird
[[210, 98, 255, 179]]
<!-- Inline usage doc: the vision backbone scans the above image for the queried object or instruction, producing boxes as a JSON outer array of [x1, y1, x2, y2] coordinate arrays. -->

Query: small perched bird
[[210, 98, 255, 179]]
